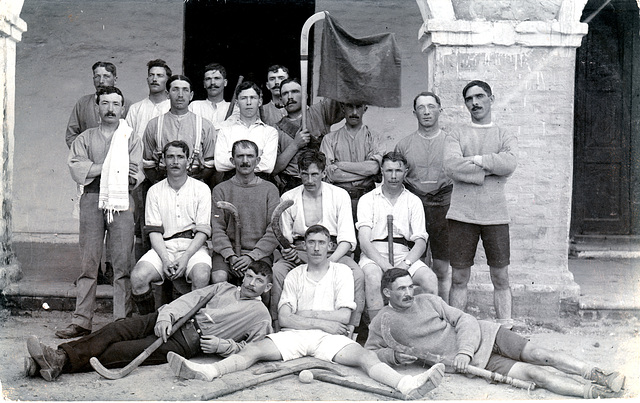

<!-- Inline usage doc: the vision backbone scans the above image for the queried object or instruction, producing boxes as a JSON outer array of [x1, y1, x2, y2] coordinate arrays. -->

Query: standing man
[[214, 82, 279, 177], [320, 102, 382, 219], [189, 63, 233, 129], [444, 80, 517, 327], [272, 149, 364, 335], [168, 225, 445, 401], [130, 140, 213, 315], [261, 64, 289, 127], [395, 92, 453, 302], [272, 78, 343, 193], [210, 140, 280, 284], [142, 75, 216, 186], [357, 152, 438, 321], [60, 86, 141, 339]]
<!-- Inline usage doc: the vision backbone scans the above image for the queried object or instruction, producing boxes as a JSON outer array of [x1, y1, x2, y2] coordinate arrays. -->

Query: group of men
[[22, 59, 625, 399]]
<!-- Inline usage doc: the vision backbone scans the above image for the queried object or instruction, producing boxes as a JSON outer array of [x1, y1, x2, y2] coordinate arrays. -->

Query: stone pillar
[[416, 0, 588, 318], [0, 0, 27, 290]]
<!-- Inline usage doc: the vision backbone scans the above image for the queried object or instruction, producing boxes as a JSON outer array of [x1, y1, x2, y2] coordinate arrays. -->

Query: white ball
[[298, 370, 314, 383]]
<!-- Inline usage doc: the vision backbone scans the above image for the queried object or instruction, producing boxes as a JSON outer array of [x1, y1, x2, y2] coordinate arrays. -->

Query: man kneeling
[[365, 268, 626, 399], [167, 225, 445, 400]]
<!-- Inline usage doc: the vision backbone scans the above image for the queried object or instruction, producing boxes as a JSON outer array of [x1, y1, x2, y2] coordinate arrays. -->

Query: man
[[272, 78, 343, 193], [214, 82, 279, 177], [142, 75, 216, 186], [261, 64, 289, 127], [272, 149, 364, 335], [167, 225, 445, 400], [125, 59, 172, 259], [130, 140, 212, 315], [443, 80, 517, 327], [395, 92, 453, 302], [24, 263, 273, 382], [210, 140, 280, 284], [357, 152, 438, 321], [320, 102, 382, 219], [60, 86, 141, 339], [189, 63, 234, 129], [365, 269, 626, 399]]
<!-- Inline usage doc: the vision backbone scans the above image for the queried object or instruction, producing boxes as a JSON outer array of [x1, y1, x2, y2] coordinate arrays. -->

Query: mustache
[[105, 112, 117, 117], [402, 295, 413, 302], [240, 162, 251, 167], [207, 85, 220, 89], [472, 106, 482, 111], [348, 115, 360, 119]]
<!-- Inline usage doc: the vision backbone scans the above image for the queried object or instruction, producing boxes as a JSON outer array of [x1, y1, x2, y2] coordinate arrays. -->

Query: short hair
[[381, 151, 408, 167], [95, 86, 124, 105], [231, 139, 259, 157], [267, 64, 290, 76], [162, 140, 190, 158], [413, 91, 441, 110], [204, 63, 227, 79], [235, 80, 262, 98], [147, 59, 172, 77], [92, 61, 117, 76], [279, 77, 301, 95], [166, 75, 192, 92], [462, 80, 492, 99], [246, 260, 273, 282], [304, 224, 331, 241], [297, 149, 326, 172], [380, 268, 412, 301]]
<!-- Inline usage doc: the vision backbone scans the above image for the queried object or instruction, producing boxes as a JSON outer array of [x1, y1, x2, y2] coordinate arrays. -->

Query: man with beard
[[189, 63, 234, 129], [443, 80, 517, 328], [260, 64, 289, 127], [272, 78, 343, 193], [210, 140, 280, 284], [365, 269, 625, 399], [59, 86, 141, 339], [130, 140, 213, 315]]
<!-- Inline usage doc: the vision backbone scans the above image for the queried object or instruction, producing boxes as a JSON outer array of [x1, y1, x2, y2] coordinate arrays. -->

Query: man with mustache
[[210, 140, 280, 285], [320, 102, 382, 220], [24, 262, 273, 381], [260, 64, 289, 127], [365, 269, 625, 399], [443, 80, 517, 328], [272, 78, 343, 193], [356, 152, 438, 321], [189, 63, 235, 129], [60, 86, 141, 339], [142, 75, 217, 187], [395, 92, 453, 303], [130, 140, 213, 315], [168, 225, 445, 400]]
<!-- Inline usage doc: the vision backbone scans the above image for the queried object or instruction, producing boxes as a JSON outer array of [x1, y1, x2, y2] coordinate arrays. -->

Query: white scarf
[[98, 119, 132, 223]]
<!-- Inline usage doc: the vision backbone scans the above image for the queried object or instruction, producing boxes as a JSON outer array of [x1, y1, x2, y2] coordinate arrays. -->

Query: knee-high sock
[[367, 362, 404, 389]]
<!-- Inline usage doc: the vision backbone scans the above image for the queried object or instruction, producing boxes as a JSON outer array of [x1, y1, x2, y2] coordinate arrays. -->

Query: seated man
[[365, 268, 626, 399], [24, 262, 273, 382], [167, 225, 445, 400], [131, 140, 212, 315], [357, 151, 438, 320], [272, 149, 364, 334]]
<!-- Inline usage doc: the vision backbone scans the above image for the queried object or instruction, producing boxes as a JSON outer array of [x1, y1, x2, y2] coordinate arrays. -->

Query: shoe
[[399, 362, 445, 400], [585, 384, 623, 399], [26, 336, 68, 381], [24, 356, 39, 377], [588, 367, 625, 393], [167, 351, 217, 381], [55, 324, 91, 339]]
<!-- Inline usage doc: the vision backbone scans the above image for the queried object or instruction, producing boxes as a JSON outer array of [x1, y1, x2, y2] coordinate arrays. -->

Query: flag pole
[[300, 11, 327, 131]]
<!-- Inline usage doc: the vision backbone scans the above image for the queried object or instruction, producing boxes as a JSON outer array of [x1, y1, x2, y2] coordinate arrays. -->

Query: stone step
[[570, 235, 640, 258]]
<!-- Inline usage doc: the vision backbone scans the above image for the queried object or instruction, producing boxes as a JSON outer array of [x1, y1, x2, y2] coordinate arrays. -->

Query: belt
[[373, 237, 415, 249], [338, 184, 375, 200], [164, 230, 195, 241]]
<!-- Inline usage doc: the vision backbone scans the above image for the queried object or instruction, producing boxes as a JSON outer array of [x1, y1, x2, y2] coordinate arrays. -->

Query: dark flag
[[318, 12, 401, 108]]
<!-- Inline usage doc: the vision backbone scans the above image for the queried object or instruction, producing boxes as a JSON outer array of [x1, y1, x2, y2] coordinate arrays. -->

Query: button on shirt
[[214, 115, 279, 173]]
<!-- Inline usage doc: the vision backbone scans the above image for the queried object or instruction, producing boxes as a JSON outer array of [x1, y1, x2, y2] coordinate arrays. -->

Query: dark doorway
[[183, 0, 316, 103], [571, 0, 639, 235]]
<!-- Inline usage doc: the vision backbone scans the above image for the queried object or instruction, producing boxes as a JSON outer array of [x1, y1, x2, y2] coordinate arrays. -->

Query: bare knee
[[189, 264, 211, 289], [412, 267, 438, 295], [211, 270, 228, 284], [451, 267, 471, 287], [362, 264, 382, 284], [490, 266, 510, 290], [131, 263, 157, 294], [521, 344, 553, 366]]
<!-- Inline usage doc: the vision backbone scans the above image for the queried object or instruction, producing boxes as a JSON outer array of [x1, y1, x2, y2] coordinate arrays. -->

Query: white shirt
[[189, 99, 233, 129], [214, 115, 279, 173], [126, 98, 170, 139]]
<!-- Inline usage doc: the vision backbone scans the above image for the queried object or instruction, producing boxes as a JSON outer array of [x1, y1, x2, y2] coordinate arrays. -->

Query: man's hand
[[472, 155, 484, 168], [154, 320, 172, 343], [230, 255, 253, 277], [170, 254, 189, 280], [161, 256, 176, 280], [394, 351, 418, 365], [318, 320, 349, 336], [453, 353, 471, 373], [200, 335, 223, 354], [294, 129, 311, 149], [281, 247, 299, 263]]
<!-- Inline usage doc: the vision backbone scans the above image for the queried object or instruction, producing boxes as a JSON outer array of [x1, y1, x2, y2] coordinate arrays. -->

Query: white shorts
[[358, 241, 427, 276], [138, 238, 211, 284], [267, 329, 356, 362]]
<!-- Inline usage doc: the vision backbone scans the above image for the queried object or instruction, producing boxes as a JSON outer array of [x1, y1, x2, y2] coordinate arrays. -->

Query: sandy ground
[[0, 309, 638, 401]]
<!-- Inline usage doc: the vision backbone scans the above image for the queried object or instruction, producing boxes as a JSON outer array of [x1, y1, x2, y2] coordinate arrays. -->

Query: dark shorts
[[485, 327, 529, 376], [423, 204, 450, 261], [448, 220, 510, 269]]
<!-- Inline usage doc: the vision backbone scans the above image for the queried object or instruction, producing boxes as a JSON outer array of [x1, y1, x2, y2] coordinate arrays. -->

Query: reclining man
[[167, 225, 445, 400], [24, 262, 273, 382], [365, 268, 626, 399]]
